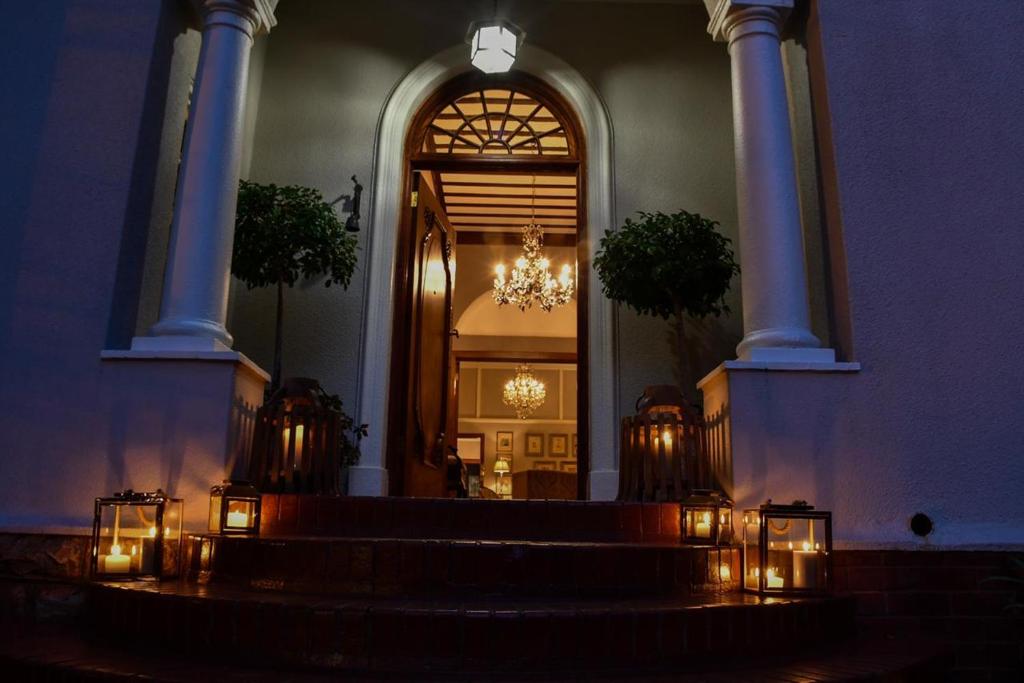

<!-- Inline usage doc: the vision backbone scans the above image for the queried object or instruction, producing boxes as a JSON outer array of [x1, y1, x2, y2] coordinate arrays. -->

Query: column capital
[[703, 0, 792, 42], [190, 0, 278, 35]]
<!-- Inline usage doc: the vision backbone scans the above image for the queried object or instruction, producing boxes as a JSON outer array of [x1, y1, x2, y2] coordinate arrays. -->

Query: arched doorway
[[386, 71, 589, 499], [354, 45, 617, 501]]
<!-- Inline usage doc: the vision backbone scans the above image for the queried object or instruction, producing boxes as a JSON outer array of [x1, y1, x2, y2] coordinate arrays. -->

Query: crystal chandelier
[[502, 365, 547, 419], [493, 222, 575, 312]]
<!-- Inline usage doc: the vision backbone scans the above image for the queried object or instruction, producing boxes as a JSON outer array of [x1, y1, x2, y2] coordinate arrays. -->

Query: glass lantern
[[683, 490, 733, 544], [208, 480, 261, 536], [467, 20, 524, 74], [90, 489, 183, 580], [743, 501, 832, 595]]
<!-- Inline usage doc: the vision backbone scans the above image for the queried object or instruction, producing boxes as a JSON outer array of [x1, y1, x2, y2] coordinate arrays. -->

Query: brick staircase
[[0, 496, 951, 681]]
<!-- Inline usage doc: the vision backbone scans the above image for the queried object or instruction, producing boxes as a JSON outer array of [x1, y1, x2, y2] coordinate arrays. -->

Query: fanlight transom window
[[423, 88, 571, 156]]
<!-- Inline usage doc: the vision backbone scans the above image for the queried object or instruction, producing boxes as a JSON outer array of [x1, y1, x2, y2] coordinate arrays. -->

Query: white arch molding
[[352, 45, 619, 500]]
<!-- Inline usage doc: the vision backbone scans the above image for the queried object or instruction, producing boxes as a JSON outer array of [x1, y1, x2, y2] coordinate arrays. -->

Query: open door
[[393, 174, 457, 497]]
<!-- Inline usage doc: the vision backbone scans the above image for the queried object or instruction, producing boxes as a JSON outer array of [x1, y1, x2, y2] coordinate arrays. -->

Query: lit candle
[[766, 567, 784, 589], [103, 544, 130, 574], [793, 540, 820, 589], [694, 511, 712, 538], [226, 509, 250, 528], [719, 563, 732, 581]]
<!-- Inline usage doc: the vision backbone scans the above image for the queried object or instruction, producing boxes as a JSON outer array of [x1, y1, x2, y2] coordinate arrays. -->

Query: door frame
[[387, 71, 587, 497], [354, 44, 618, 500]]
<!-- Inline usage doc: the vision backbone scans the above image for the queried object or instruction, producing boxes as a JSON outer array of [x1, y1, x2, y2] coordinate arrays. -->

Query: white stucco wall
[[0, 0, 208, 527], [228, 0, 746, 422], [717, 0, 1024, 547]]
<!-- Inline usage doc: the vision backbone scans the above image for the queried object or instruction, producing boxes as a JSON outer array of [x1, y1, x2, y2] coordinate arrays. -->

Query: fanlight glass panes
[[423, 89, 570, 156]]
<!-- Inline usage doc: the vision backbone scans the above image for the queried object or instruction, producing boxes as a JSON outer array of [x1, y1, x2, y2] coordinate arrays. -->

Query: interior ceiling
[[437, 172, 577, 237]]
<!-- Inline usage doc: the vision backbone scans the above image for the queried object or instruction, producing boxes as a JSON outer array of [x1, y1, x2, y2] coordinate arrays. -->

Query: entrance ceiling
[[435, 172, 577, 238]]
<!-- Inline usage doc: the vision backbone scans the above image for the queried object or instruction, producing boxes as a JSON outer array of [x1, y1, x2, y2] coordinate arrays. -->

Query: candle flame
[[802, 541, 812, 552], [110, 544, 122, 556], [148, 526, 156, 538]]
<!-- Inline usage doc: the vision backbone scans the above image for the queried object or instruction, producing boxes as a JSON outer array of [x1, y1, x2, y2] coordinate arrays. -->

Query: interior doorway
[[385, 71, 588, 499]]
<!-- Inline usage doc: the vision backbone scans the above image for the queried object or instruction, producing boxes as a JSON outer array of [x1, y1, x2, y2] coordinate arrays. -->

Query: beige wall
[[228, 0, 748, 424]]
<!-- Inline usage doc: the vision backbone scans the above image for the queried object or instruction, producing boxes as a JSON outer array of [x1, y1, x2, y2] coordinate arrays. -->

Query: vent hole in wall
[[910, 513, 933, 537]]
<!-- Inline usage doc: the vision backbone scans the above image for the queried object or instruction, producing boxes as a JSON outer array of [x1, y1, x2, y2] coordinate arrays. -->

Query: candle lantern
[[743, 501, 832, 595], [249, 378, 343, 494], [683, 490, 733, 544], [208, 480, 261, 536], [90, 489, 183, 580], [618, 385, 713, 501]]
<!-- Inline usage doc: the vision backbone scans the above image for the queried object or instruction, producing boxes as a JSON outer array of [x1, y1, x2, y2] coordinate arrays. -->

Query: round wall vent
[[910, 513, 934, 537]]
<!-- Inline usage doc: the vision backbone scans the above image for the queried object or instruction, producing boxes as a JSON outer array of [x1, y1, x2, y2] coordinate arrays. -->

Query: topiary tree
[[232, 180, 359, 391], [593, 210, 740, 404]]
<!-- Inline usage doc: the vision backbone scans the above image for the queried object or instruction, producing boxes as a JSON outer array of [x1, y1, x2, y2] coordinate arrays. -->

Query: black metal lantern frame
[[682, 490, 733, 545], [90, 489, 183, 581], [208, 480, 261, 536], [742, 501, 833, 596]]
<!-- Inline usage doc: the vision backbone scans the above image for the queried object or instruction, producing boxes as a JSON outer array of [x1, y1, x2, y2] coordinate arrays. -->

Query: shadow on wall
[[97, 360, 265, 529]]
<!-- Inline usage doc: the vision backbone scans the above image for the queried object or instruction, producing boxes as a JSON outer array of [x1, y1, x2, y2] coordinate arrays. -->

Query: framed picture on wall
[[571, 433, 578, 458], [496, 431, 513, 453], [534, 461, 557, 471], [559, 461, 577, 474], [549, 433, 569, 457], [525, 433, 544, 456]]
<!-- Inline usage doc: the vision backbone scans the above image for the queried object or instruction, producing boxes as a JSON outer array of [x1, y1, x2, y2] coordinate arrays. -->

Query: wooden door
[[401, 174, 457, 497]]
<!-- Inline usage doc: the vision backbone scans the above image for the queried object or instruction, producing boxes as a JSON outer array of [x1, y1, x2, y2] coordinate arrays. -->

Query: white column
[[138, 0, 275, 352], [707, 0, 834, 363]]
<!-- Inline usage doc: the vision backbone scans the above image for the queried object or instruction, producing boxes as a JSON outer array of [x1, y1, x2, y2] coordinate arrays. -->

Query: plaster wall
[[228, 0, 746, 424], [717, 0, 1024, 546], [0, 1, 208, 528]]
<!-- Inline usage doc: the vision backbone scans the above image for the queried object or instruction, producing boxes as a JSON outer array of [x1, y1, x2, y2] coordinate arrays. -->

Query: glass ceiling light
[[502, 365, 547, 419], [467, 19, 524, 74]]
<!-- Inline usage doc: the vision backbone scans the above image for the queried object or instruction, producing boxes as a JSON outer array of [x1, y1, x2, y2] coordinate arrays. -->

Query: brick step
[[86, 582, 859, 674], [0, 620, 950, 681], [186, 535, 741, 599], [259, 495, 689, 543]]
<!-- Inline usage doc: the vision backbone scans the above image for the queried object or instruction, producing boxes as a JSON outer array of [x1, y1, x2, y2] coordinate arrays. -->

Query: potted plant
[[232, 180, 359, 391], [594, 210, 739, 406]]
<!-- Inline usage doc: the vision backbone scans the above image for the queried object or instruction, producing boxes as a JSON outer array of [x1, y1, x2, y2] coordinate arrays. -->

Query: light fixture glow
[[468, 20, 523, 74], [502, 364, 547, 419]]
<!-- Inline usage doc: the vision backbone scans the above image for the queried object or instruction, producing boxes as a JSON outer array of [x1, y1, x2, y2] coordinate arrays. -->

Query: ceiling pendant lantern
[[503, 365, 547, 419], [467, 19, 524, 74]]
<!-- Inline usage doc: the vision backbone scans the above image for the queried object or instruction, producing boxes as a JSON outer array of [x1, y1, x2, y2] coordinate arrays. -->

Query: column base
[[347, 465, 389, 497], [742, 346, 837, 364], [588, 469, 619, 501], [132, 335, 232, 353]]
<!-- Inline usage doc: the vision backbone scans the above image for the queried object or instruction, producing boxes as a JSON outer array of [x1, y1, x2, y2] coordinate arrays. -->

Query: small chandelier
[[467, 19, 524, 74], [502, 365, 546, 419], [493, 223, 575, 311]]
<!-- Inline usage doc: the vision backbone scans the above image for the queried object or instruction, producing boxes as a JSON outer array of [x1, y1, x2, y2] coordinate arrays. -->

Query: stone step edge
[[184, 535, 742, 598], [0, 620, 951, 682]]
